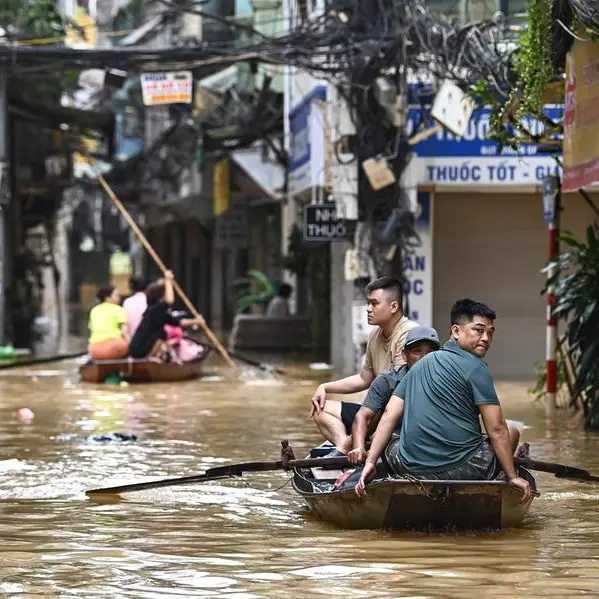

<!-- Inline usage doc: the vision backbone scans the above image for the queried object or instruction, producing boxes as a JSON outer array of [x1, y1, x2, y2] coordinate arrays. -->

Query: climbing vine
[[514, 0, 554, 118], [471, 0, 558, 148], [1, 0, 65, 39]]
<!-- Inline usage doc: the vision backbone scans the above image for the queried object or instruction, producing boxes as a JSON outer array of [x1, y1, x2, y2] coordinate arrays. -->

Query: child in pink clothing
[[164, 323, 205, 362]]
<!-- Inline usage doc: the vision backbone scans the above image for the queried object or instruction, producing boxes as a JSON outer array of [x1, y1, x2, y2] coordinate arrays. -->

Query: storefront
[[407, 107, 596, 379]]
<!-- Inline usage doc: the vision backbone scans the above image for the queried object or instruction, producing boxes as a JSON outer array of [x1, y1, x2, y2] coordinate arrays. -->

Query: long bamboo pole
[[91, 166, 237, 369]]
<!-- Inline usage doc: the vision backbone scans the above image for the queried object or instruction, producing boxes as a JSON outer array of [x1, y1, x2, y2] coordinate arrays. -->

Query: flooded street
[[0, 358, 598, 598]]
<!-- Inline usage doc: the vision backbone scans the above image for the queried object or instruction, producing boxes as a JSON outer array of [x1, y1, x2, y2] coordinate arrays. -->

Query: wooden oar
[[86, 454, 599, 497], [516, 457, 599, 482], [0, 351, 86, 370], [88, 161, 236, 370], [190, 337, 286, 375], [85, 455, 349, 496]]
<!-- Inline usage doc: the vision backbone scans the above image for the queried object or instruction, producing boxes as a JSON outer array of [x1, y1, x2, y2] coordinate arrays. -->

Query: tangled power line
[[2, 0, 522, 278]]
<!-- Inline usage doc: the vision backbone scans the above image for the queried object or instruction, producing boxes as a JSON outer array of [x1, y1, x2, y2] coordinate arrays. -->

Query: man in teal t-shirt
[[355, 298, 531, 503]]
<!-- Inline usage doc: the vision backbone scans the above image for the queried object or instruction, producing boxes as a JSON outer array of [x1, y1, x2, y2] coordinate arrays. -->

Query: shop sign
[[407, 106, 563, 186], [303, 204, 347, 241], [563, 39, 599, 191], [403, 191, 432, 326], [141, 72, 193, 106]]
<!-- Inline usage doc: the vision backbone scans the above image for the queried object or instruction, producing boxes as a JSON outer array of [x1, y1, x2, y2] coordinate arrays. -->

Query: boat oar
[[89, 161, 236, 370], [85, 455, 350, 497], [0, 351, 86, 370], [85, 452, 599, 497], [515, 457, 599, 483], [193, 338, 286, 375]]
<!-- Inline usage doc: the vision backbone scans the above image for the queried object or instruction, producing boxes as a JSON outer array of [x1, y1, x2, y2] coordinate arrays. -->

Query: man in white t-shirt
[[310, 276, 418, 457]]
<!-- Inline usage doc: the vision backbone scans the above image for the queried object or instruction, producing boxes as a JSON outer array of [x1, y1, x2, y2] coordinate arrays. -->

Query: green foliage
[[1, 1, 72, 103], [233, 269, 275, 313], [514, 0, 553, 118], [547, 225, 599, 428], [1, 0, 65, 38], [528, 356, 567, 401], [470, 0, 557, 148], [20, 0, 64, 38], [470, 79, 518, 151]]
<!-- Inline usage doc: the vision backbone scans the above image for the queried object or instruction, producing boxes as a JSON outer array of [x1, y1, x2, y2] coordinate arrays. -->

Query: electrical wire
[[3, 0, 521, 279]]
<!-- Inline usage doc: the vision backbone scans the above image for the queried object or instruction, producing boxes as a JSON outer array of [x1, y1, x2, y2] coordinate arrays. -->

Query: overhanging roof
[[8, 96, 114, 135]]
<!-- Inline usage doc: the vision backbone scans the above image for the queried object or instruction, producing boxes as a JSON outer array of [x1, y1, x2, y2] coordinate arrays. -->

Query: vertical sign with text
[[404, 191, 432, 327], [213, 158, 231, 216]]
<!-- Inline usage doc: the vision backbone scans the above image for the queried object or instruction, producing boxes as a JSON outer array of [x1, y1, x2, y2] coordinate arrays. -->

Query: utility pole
[[543, 174, 561, 418], [0, 68, 8, 346]]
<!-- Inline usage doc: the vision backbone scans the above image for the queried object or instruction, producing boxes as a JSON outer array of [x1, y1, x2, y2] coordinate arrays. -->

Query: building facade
[[284, 71, 592, 378]]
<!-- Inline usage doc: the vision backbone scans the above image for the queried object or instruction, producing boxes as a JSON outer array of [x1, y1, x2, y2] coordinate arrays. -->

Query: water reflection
[[0, 361, 598, 597]]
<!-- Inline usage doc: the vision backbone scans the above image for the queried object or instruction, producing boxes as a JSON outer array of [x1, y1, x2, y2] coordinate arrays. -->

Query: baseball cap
[[405, 326, 441, 349]]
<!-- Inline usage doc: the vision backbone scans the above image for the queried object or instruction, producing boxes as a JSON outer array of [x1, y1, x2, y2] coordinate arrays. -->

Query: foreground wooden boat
[[79, 345, 210, 384], [292, 445, 538, 531]]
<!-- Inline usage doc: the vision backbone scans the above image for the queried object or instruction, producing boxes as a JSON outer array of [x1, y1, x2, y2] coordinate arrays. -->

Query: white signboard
[[404, 191, 432, 327], [288, 86, 326, 196], [416, 156, 561, 186], [141, 72, 193, 106]]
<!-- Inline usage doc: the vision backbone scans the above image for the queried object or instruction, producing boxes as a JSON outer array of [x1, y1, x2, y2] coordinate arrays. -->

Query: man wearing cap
[[315, 326, 441, 458], [346, 326, 441, 464], [355, 298, 531, 503]]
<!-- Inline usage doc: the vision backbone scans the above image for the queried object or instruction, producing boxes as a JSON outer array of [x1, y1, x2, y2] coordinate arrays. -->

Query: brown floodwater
[[0, 357, 598, 598]]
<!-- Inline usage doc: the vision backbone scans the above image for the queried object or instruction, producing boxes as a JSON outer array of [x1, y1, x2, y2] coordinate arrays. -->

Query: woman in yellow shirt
[[88, 285, 129, 360]]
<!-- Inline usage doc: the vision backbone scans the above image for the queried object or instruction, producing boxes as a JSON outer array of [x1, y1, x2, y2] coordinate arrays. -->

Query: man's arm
[[348, 406, 376, 465], [355, 395, 404, 496], [311, 368, 374, 416], [478, 404, 532, 502]]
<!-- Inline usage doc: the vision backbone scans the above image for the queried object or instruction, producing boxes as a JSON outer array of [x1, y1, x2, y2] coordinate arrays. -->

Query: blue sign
[[408, 106, 564, 158], [289, 102, 311, 172], [288, 86, 326, 173]]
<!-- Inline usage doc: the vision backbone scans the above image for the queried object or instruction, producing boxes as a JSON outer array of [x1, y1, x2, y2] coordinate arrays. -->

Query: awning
[[8, 96, 115, 137], [117, 14, 167, 47], [231, 144, 285, 201]]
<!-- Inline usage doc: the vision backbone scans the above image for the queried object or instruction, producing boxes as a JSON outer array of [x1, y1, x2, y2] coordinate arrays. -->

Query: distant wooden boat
[[79, 345, 211, 384], [292, 445, 538, 531]]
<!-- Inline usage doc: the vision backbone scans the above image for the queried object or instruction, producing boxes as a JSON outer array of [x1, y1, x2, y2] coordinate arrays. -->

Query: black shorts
[[385, 438, 501, 481], [340, 402, 362, 434]]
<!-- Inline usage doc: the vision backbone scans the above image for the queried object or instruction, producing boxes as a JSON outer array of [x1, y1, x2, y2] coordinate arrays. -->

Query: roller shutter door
[[432, 192, 593, 379]]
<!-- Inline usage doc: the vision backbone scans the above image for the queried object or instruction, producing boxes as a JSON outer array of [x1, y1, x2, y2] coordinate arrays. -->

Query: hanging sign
[[303, 204, 348, 241], [141, 72, 193, 106]]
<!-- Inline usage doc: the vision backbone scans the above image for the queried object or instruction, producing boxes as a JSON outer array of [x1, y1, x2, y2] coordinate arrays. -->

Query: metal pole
[[545, 176, 561, 417], [0, 69, 7, 346]]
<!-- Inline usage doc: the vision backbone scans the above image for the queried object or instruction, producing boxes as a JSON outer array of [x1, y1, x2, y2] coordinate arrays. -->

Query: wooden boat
[[79, 345, 211, 384], [292, 445, 538, 531]]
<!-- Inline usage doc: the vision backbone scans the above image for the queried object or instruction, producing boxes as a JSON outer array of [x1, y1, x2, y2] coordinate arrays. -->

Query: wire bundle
[[2, 0, 518, 279]]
